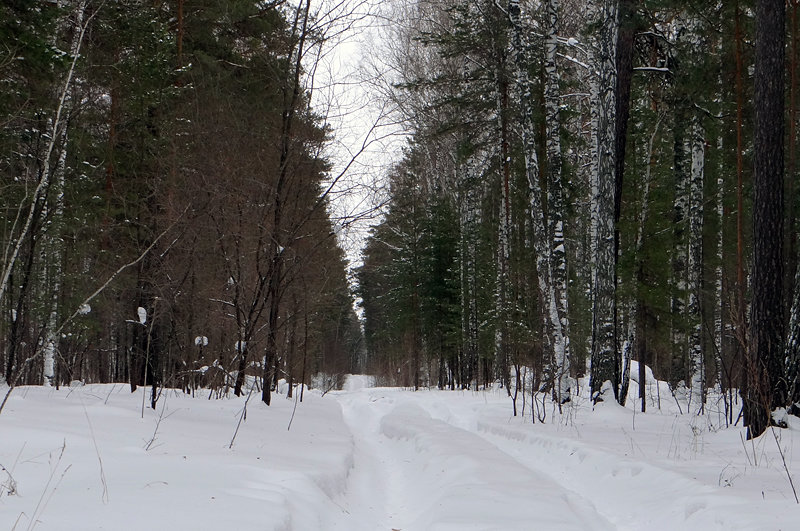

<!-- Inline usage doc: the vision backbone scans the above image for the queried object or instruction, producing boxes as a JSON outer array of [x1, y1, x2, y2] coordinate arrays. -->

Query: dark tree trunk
[[613, 0, 638, 407], [735, 4, 748, 397], [746, 0, 785, 439], [261, 0, 310, 406], [4, 228, 38, 383], [614, 0, 637, 224]]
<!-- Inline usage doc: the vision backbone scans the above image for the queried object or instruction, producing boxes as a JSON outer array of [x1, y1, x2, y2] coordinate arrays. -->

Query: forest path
[[395, 390, 751, 531], [325, 388, 413, 530], [329, 386, 615, 530]]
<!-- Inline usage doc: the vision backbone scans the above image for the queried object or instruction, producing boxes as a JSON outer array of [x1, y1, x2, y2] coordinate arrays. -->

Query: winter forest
[[1, 0, 366, 408], [358, 0, 800, 440], [3, 0, 800, 528]]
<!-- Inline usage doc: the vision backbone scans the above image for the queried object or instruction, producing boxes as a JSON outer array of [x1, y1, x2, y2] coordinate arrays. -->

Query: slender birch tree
[[507, 0, 570, 403], [544, 0, 572, 402], [587, 0, 619, 402], [41, 1, 88, 387], [687, 112, 705, 413]]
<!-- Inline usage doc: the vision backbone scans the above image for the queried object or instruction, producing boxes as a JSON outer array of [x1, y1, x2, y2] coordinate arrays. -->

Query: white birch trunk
[[507, 0, 568, 401], [544, 0, 571, 401], [688, 114, 705, 414], [587, 0, 619, 401], [670, 19, 691, 390], [0, 2, 90, 311], [42, 2, 87, 386], [587, 0, 600, 281], [680, 14, 706, 413], [41, 146, 67, 387]]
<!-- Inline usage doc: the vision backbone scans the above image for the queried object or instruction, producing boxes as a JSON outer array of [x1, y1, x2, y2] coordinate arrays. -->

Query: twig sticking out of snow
[[770, 426, 799, 504], [0, 463, 17, 497], [229, 385, 256, 449], [25, 440, 70, 531], [78, 391, 109, 504], [145, 393, 176, 452]]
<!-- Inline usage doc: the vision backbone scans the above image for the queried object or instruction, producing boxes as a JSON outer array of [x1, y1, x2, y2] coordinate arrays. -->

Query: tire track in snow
[[328, 391, 411, 530], [403, 394, 774, 531], [332, 388, 615, 530], [470, 415, 743, 530]]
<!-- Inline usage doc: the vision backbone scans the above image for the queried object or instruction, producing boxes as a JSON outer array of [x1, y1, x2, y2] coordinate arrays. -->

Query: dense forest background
[[356, 0, 796, 437], [0, 0, 365, 406]]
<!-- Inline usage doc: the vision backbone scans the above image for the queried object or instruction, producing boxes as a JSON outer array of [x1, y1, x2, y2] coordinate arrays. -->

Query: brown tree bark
[[746, 0, 786, 439], [735, 2, 748, 400]]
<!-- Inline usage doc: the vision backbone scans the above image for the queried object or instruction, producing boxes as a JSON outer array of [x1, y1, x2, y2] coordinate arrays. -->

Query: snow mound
[[342, 374, 375, 391]]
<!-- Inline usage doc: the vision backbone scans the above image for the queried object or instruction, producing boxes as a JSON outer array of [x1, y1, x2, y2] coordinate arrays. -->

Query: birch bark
[[544, 0, 571, 401], [587, 0, 619, 401], [688, 114, 705, 414], [506, 0, 570, 402], [41, 2, 88, 387], [0, 2, 91, 311]]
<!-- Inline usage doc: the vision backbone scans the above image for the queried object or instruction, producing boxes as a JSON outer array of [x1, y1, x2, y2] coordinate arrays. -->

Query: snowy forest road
[[329, 386, 614, 530], [2, 382, 799, 530], [326, 383, 799, 531]]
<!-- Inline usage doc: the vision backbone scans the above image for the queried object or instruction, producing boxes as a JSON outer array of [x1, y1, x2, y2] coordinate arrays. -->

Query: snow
[[2, 376, 800, 530], [136, 306, 147, 325], [194, 335, 209, 347]]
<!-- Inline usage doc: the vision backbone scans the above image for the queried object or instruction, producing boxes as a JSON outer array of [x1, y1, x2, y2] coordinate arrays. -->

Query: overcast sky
[[308, 0, 407, 271]]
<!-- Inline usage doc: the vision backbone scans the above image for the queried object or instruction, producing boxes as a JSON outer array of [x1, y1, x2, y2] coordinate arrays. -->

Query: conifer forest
[[1, 0, 799, 441]]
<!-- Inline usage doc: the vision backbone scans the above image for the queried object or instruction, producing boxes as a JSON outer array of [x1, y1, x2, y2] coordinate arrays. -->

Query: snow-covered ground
[[2, 372, 800, 530]]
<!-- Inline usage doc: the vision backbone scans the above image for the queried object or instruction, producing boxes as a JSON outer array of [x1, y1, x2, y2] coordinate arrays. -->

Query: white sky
[[307, 0, 407, 271]]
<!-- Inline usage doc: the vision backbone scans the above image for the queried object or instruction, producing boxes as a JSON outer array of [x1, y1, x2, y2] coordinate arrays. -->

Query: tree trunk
[[494, 55, 512, 393], [42, 2, 88, 387], [587, 0, 619, 402], [786, 1, 800, 409], [507, 0, 568, 401], [746, 0, 785, 439], [734, 2, 748, 395], [671, 109, 689, 387], [544, 0, 571, 402], [688, 114, 705, 414], [0, 1, 89, 311], [714, 143, 725, 402], [613, 0, 637, 406], [262, 0, 311, 405]]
